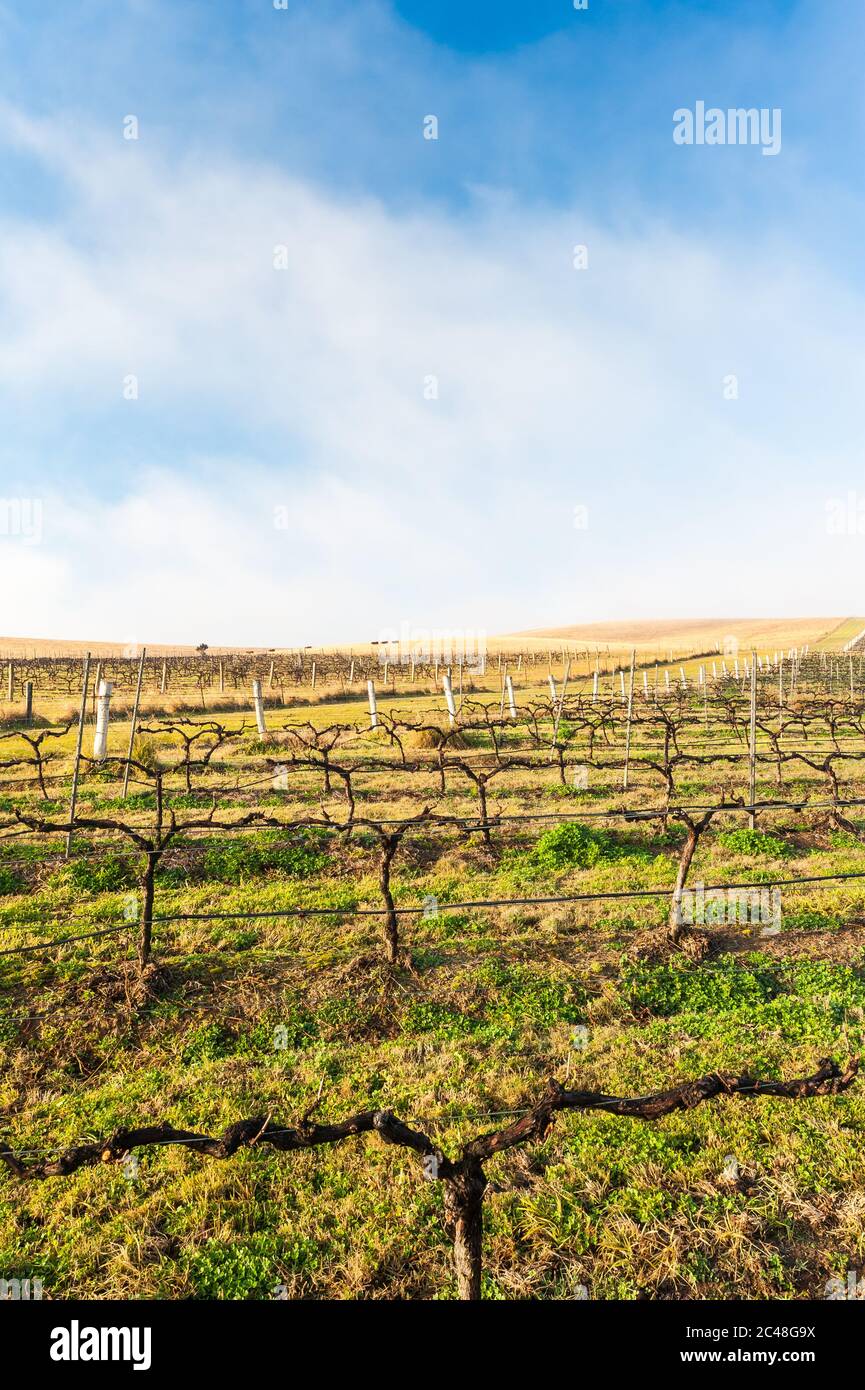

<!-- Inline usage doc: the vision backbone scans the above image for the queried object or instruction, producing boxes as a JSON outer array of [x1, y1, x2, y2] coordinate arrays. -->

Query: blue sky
[[0, 0, 863, 645]]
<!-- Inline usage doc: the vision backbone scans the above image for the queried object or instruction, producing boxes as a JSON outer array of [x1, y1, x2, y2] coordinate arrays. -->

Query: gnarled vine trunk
[[443, 1163, 487, 1300]]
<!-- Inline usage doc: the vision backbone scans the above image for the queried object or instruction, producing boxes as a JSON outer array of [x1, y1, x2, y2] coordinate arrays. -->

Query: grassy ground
[[2, 688, 865, 1300]]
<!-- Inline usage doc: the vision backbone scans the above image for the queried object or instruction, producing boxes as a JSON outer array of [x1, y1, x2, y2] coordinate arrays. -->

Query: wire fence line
[[1, 1057, 857, 1304], [1, 789, 864, 895], [4, 681, 865, 826], [3, 865, 865, 961], [4, 681, 865, 970], [7, 745, 865, 804], [3, 790, 865, 871], [0, 642, 851, 700], [6, 655, 865, 1304], [0, 923, 135, 957]]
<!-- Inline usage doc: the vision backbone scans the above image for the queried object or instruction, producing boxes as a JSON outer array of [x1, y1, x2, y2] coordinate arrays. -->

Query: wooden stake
[[552, 659, 571, 748], [122, 647, 147, 799], [622, 649, 636, 791], [252, 679, 267, 738], [443, 673, 456, 727], [66, 653, 91, 859], [92, 661, 103, 716], [748, 649, 758, 829]]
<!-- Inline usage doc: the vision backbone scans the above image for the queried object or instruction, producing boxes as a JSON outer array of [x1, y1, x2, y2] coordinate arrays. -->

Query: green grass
[[2, 694, 865, 1300], [529, 822, 623, 870], [194, 831, 329, 885], [59, 853, 138, 894], [715, 828, 795, 859]]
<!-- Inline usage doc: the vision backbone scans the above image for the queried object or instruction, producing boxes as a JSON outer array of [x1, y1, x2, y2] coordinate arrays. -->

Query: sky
[[0, 0, 863, 646]]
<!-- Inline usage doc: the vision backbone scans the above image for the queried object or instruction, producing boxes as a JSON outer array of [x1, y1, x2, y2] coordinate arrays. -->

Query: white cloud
[[0, 107, 863, 643]]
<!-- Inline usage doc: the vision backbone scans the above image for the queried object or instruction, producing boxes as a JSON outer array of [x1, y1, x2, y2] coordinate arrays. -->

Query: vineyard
[[2, 646, 865, 1300]]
